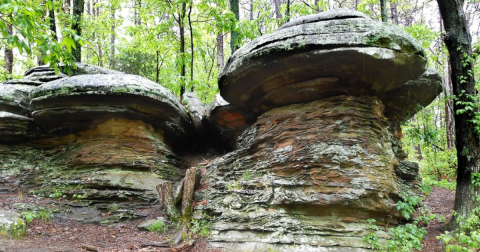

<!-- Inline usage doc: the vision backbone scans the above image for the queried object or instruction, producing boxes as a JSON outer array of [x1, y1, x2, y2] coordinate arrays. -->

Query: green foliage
[[397, 193, 421, 220], [362, 219, 382, 249], [437, 207, 480, 251], [147, 220, 168, 233], [386, 222, 427, 251], [422, 176, 456, 191], [21, 209, 53, 223], [0, 220, 27, 239], [190, 218, 212, 237], [241, 171, 253, 181], [107, 204, 119, 213]]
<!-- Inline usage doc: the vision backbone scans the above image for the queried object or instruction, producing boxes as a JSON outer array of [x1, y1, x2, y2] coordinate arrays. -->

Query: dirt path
[[1, 171, 455, 252], [420, 186, 456, 251]]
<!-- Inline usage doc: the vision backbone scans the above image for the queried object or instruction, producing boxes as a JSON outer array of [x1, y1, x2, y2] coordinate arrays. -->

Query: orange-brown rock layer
[[199, 95, 418, 251]]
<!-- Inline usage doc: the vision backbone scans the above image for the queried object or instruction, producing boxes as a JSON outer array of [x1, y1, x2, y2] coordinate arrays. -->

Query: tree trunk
[[229, 0, 240, 53], [437, 0, 479, 230], [156, 50, 160, 83], [217, 33, 224, 69], [273, 0, 283, 20], [94, 0, 103, 67], [49, 6, 58, 41], [72, 0, 85, 62], [444, 61, 456, 149], [4, 24, 13, 76], [380, 0, 388, 22], [110, 8, 115, 69], [63, 0, 71, 14], [286, 0, 290, 22], [390, 0, 398, 24], [188, 2, 194, 90], [134, 0, 142, 26], [177, 2, 187, 99]]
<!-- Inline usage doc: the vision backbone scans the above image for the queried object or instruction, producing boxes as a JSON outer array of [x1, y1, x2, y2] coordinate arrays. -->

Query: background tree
[[437, 0, 479, 229], [72, 0, 85, 62]]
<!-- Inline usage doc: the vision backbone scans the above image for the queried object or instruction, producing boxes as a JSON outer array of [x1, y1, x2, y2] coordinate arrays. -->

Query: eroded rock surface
[[199, 96, 405, 251], [219, 9, 431, 117], [207, 94, 253, 149], [0, 69, 193, 206]]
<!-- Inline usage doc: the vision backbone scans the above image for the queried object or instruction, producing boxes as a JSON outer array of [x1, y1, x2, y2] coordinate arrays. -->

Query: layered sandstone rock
[[219, 8, 435, 118], [198, 9, 443, 251], [0, 69, 193, 205], [207, 94, 253, 149]]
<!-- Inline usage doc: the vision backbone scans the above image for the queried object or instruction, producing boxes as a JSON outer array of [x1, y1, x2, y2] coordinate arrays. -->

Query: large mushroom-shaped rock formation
[[199, 9, 443, 251], [0, 69, 194, 206]]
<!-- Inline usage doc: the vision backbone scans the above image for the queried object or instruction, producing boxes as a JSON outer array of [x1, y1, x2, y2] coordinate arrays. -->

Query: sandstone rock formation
[[0, 9, 443, 251], [0, 67, 193, 206], [219, 8, 435, 118], [207, 94, 253, 149], [196, 9, 443, 251]]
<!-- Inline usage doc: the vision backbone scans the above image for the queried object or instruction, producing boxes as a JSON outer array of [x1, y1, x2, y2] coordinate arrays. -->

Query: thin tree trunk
[[286, 0, 290, 22], [156, 50, 160, 83], [273, 0, 283, 20], [72, 0, 85, 62], [437, 0, 479, 230], [49, 6, 58, 41], [249, 0, 253, 20], [63, 0, 71, 14], [229, 0, 239, 53], [177, 2, 187, 98], [95, 0, 103, 67], [4, 24, 13, 76], [188, 2, 194, 88], [217, 33, 224, 69], [380, 0, 388, 22], [110, 8, 115, 69], [390, 0, 398, 24], [444, 61, 456, 149]]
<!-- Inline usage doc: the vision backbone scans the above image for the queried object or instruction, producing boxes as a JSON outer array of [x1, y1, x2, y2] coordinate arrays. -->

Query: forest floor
[[0, 173, 455, 252]]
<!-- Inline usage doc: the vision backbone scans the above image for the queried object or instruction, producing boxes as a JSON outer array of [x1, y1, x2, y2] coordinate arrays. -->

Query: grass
[[147, 220, 168, 233]]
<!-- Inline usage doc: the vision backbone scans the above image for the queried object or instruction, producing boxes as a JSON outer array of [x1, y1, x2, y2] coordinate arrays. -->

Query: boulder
[[182, 92, 207, 135], [207, 94, 253, 149], [201, 96, 399, 251], [1, 71, 193, 206], [0, 210, 25, 238], [197, 9, 442, 251], [30, 74, 193, 146], [0, 84, 33, 116], [0, 84, 35, 142], [219, 8, 436, 120]]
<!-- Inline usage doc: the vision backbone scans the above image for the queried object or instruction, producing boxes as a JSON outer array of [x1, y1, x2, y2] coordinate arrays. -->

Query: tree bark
[[4, 24, 13, 76], [390, 0, 398, 24], [188, 2, 194, 89], [437, 0, 479, 230], [63, 0, 71, 14], [72, 0, 85, 62], [217, 33, 224, 69], [444, 61, 456, 149], [110, 7, 115, 69], [286, 0, 290, 22], [380, 0, 388, 22], [49, 6, 58, 41], [176, 2, 187, 98], [229, 0, 240, 53], [273, 0, 283, 20]]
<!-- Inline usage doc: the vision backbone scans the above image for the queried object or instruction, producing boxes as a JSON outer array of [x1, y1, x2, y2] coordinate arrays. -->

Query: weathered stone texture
[[200, 96, 408, 251], [219, 9, 435, 118], [207, 94, 253, 149]]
